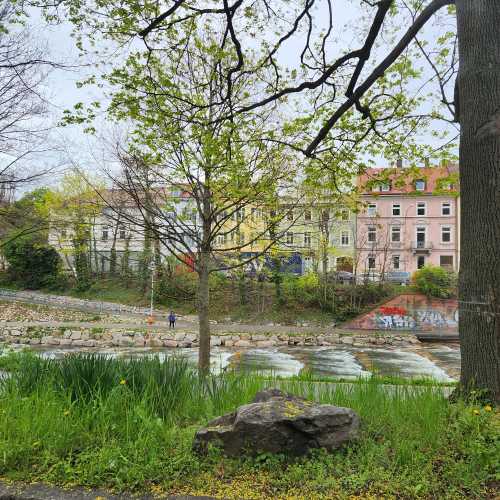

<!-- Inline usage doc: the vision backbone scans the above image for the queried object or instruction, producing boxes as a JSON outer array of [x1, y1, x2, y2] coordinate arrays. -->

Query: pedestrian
[[168, 311, 176, 329]]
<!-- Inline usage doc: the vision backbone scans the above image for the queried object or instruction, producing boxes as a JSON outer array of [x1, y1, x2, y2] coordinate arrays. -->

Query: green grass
[[0, 353, 498, 499]]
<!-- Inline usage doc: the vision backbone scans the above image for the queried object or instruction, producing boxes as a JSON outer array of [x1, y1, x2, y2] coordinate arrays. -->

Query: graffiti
[[346, 294, 458, 332]]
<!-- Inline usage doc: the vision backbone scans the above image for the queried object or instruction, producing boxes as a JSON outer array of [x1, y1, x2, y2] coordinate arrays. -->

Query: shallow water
[[6, 342, 461, 382]]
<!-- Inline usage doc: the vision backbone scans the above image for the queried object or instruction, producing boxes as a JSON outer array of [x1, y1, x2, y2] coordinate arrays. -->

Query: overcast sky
[[24, 1, 458, 191]]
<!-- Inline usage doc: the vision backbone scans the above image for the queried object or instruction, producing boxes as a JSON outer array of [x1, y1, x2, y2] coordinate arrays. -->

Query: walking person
[[168, 311, 176, 329]]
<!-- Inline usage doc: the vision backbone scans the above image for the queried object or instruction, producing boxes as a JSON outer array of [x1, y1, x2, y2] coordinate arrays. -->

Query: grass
[[0, 352, 498, 499]]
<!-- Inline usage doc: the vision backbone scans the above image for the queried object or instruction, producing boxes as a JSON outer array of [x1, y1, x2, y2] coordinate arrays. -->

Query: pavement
[[0, 482, 219, 500]]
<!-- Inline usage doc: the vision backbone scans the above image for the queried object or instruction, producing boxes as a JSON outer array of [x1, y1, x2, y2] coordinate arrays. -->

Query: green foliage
[[414, 266, 457, 298], [0, 353, 497, 498], [2, 239, 62, 289]]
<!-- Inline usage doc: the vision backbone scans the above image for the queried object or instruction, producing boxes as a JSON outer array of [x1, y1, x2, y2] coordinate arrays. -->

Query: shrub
[[414, 266, 457, 298], [2, 239, 62, 289]]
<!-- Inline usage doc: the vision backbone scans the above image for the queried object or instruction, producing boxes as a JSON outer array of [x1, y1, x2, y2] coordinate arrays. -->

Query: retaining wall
[[345, 294, 458, 332], [0, 326, 420, 349]]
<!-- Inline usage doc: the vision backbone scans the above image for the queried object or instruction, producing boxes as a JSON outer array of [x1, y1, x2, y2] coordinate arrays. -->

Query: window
[[392, 255, 400, 270], [381, 183, 391, 192], [392, 204, 401, 216], [217, 234, 226, 245], [368, 256, 376, 269], [304, 232, 311, 247], [417, 255, 425, 269], [286, 232, 294, 245], [417, 202, 426, 216], [367, 203, 377, 216], [440, 255, 454, 269], [416, 226, 426, 247], [391, 226, 401, 242], [287, 210, 294, 221], [415, 179, 426, 191], [60, 228, 67, 238], [119, 226, 126, 240], [102, 226, 109, 241], [237, 208, 245, 221], [441, 226, 452, 243], [304, 210, 312, 222], [341, 231, 349, 246], [442, 202, 451, 216], [368, 226, 376, 243], [341, 209, 349, 221]]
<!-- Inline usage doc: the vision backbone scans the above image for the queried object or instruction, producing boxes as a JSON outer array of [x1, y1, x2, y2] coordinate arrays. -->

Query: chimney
[[424, 157, 430, 168], [396, 158, 403, 169]]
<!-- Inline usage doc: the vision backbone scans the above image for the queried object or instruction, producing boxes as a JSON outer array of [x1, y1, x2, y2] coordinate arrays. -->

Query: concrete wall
[[345, 293, 458, 332]]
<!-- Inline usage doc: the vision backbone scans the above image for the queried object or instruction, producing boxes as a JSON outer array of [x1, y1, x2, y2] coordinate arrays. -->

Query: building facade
[[356, 164, 460, 275]]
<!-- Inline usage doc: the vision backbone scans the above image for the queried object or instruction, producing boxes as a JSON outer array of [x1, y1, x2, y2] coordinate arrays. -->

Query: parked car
[[330, 271, 355, 284], [356, 271, 382, 283], [385, 271, 411, 285]]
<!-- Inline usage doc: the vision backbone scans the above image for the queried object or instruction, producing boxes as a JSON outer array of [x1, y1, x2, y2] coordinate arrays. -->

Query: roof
[[357, 164, 459, 195]]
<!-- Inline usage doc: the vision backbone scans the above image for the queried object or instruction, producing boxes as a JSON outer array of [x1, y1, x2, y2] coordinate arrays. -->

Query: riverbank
[[0, 353, 497, 499]]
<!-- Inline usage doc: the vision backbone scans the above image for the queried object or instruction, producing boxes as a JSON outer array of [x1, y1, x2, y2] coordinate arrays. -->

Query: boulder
[[193, 388, 359, 457], [234, 339, 251, 348]]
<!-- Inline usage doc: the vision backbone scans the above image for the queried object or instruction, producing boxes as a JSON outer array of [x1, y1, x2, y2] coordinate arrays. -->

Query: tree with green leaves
[[33, 0, 499, 400], [100, 32, 297, 374]]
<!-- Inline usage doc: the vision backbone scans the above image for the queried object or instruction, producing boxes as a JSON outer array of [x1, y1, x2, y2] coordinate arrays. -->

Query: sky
[[19, 0, 459, 193]]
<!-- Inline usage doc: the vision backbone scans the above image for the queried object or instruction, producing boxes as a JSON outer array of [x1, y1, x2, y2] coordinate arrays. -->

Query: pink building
[[356, 164, 460, 276]]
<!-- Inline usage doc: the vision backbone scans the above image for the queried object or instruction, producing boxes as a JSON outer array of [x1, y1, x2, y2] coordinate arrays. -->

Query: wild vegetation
[[0, 352, 497, 499], [414, 265, 458, 299]]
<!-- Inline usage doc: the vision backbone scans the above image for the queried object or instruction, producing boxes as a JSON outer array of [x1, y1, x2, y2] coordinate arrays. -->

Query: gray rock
[[234, 339, 251, 348], [59, 338, 73, 346], [193, 388, 359, 457], [163, 339, 179, 348], [70, 331, 82, 340]]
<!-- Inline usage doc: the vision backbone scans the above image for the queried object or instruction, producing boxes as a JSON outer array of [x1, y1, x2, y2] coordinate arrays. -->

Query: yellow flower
[[120, 379, 127, 385], [484, 405, 492, 412], [63, 410, 70, 416], [473, 409, 480, 415]]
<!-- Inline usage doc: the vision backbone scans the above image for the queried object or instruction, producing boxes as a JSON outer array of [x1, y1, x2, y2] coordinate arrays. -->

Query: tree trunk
[[198, 251, 211, 375], [456, 1, 500, 403]]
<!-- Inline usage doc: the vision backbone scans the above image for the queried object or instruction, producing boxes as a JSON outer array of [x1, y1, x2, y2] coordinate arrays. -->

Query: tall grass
[[0, 352, 497, 499]]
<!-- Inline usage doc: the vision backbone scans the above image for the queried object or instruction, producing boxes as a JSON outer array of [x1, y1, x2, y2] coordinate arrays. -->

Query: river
[[9, 343, 461, 382]]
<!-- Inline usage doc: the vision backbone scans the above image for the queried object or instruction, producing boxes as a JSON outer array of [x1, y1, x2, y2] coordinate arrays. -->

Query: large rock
[[193, 388, 359, 457]]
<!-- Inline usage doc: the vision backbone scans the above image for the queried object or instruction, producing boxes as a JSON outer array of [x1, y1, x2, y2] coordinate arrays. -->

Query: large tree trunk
[[456, 1, 500, 403]]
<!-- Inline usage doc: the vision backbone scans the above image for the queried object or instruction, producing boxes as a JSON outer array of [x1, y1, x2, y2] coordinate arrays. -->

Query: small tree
[[3, 239, 61, 289]]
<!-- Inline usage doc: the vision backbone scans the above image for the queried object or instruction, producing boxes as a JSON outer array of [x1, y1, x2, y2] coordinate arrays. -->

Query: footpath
[[0, 481, 216, 500]]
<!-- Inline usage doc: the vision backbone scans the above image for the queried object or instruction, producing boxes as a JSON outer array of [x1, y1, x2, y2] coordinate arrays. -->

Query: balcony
[[411, 240, 433, 253]]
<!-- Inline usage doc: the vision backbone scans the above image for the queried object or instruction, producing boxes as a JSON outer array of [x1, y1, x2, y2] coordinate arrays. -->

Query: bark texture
[[197, 253, 211, 375], [456, 0, 500, 402]]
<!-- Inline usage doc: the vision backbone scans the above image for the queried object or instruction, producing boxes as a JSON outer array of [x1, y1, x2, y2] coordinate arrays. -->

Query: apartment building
[[356, 163, 460, 275], [48, 187, 197, 274], [277, 199, 356, 274]]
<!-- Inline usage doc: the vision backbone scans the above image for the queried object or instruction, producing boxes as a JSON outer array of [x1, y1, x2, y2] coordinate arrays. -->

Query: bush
[[2, 239, 62, 289], [414, 266, 457, 298]]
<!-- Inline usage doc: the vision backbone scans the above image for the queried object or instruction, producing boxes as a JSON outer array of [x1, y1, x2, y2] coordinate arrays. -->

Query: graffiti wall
[[345, 294, 458, 332]]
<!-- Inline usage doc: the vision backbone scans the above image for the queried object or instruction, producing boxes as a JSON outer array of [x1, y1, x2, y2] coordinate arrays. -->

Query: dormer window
[[380, 183, 391, 192], [415, 180, 426, 191]]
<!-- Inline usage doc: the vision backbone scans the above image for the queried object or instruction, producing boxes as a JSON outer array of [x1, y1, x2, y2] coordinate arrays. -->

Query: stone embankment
[[0, 288, 152, 316], [0, 325, 420, 349]]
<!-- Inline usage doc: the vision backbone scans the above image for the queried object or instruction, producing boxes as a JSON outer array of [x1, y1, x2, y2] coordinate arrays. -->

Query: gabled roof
[[357, 164, 459, 195]]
